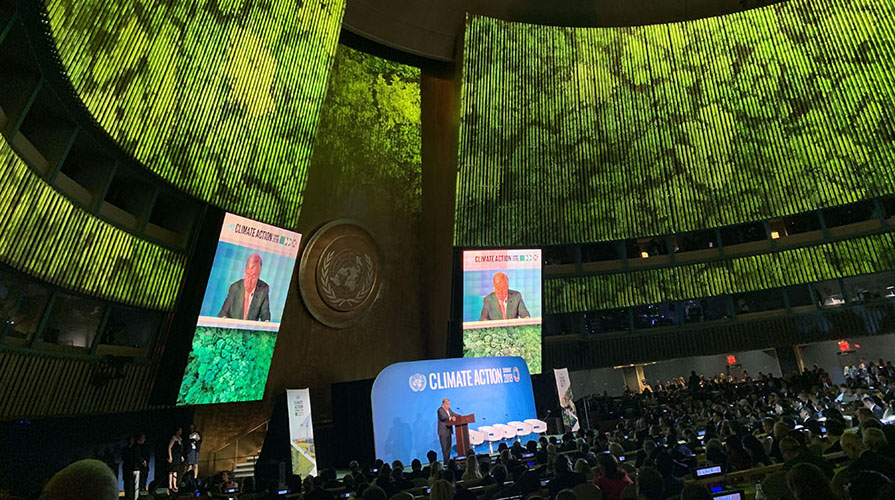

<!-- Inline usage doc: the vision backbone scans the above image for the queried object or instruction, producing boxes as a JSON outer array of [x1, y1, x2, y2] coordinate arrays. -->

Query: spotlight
[[770, 231, 780, 239], [640, 251, 649, 259]]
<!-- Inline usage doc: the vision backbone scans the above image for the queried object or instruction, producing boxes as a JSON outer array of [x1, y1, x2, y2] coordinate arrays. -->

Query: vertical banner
[[287, 389, 318, 476], [553, 368, 580, 432]]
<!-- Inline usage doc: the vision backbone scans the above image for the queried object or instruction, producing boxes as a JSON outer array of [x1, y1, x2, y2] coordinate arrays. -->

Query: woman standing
[[167, 427, 184, 492], [186, 424, 202, 480]]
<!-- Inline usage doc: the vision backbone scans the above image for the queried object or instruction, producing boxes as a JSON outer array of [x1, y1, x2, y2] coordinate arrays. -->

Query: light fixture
[[640, 251, 649, 259], [770, 231, 781, 239]]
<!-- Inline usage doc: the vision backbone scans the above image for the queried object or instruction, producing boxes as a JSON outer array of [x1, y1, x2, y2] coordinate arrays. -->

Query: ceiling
[[342, 0, 783, 61]]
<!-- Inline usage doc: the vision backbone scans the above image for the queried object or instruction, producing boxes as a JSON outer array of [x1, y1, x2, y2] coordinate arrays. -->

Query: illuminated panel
[[177, 213, 301, 405], [458, 0, 895, 246], [0, 140, 184, 310], [45, 0, 347, 227], [545, 232, 895, 313], [462, 249, 542, 374]]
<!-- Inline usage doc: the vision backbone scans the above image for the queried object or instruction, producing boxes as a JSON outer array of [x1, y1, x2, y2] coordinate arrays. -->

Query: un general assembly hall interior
[[3, 0, 895, 499]]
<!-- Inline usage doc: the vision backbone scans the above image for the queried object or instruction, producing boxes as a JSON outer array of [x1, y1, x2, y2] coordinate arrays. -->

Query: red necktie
[[499, 298, 506, 319]]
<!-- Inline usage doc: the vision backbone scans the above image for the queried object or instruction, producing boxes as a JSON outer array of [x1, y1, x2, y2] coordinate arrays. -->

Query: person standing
[[186, 424, 202, 480], [437, 398, 458, 463], [167, 427, 184, 493]]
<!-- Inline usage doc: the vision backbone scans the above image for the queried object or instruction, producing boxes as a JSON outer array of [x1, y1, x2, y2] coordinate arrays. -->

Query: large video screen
[[462, 249, 542, 374], [177, 213, 301, 405]]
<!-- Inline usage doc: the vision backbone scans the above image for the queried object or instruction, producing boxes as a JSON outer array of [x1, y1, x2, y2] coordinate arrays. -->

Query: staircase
[[204, 420, 269, 479], [234, 455, 259, 481]]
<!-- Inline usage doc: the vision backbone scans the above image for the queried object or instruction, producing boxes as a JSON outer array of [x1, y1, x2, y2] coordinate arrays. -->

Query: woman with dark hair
[[742, 434, 772, 467], [167, 427, 184, 492], [594, 453, 632, 500]]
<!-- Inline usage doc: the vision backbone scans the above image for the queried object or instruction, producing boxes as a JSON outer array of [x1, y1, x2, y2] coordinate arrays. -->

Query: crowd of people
[[10, 359, 895, 500]]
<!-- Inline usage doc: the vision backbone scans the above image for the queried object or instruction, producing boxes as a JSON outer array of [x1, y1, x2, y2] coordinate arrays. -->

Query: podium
[[448, 414, 476, 455]]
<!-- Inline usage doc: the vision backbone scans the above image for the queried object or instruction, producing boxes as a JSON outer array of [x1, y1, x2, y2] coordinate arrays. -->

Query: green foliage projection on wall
[[0, 141, 184, 310], [546, 232, 895, 313], [310, 45, 422, 213], [45, 0, 346, 227], [458, 0, 895, 246], [463, 325, 542, 374], [176, 327, 276, 405]]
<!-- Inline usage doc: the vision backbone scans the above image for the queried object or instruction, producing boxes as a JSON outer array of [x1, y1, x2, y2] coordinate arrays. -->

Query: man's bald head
[[493, 272, 509, 299], [42, 459, 117, 500], [244, 253, 263, 293]]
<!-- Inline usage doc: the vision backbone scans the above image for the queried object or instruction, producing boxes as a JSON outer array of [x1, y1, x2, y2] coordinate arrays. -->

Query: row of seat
[[469, 420, 548, 447]]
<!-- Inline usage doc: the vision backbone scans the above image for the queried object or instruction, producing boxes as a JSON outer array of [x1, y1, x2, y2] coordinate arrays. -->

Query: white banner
[[553, 368, 580, 432], [287, 389, 317, 476]]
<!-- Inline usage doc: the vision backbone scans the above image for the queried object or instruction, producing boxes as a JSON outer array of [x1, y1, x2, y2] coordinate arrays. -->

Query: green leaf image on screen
[[457, 0, 895, 246], [45, 0, 346, 227], [463, 325, 542, 374], [177, 326, 277, 405]]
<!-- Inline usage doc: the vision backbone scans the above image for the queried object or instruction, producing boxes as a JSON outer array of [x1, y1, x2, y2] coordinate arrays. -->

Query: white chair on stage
[[508, 421, 533, 440], [476, 425, 501, 453], [468, 428, 485, 447], [492, 423, 517, 447], [524, 418, 548, 434]]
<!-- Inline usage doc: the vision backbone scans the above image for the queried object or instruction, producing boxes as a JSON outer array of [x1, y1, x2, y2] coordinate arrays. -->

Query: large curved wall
[[456, 0, 895, 246], [0, 140, 184, 310], [546, 232, 895, 313], [44, 0, 346, 227]]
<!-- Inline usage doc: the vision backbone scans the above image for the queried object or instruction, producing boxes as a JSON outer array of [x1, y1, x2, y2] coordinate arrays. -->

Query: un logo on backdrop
[[409, 373, 427, 392]]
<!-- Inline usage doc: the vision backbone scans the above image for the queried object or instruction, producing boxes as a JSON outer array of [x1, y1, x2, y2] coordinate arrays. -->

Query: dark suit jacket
[[437, 406, 458, 437], [479, 290, 530, 321], [218, 279, 271, 321]]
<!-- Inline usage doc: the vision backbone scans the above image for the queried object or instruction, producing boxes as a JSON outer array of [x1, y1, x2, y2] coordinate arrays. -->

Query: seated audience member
[[594, 453, 632, 500], [574, 458, 594, 483], [833, 431, 895, 499], [427, 462, 443, 487], [787, 463, 838, 500], [423, 451, 439, 478], [742, 434, 773, 466], [704, 439, 728, 473], [865, 397, 885, 420], [863, 427, 890, 454], [635, 440, 657, 468], [41, 459, 117, 500], [823, 419, 846, 455], [462, 452, 483, 483], [517, 471, 542, 500], [408, 459, 425, 480], [391, 467, 413, 493], [634, 467, 664, 500], [608, 442, 626, 461], [780, 436, 834, 479], [680, 483, 712, 500], [429, 480, 453, 500], [555, 489, 577, 500], [361, 485, 387, 500], [548, 455, 585, 499], [483, 464, 509, 500]]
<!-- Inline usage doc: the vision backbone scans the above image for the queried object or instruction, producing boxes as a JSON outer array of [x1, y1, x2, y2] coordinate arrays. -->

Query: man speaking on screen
[[437, 398, 458, 463], [218, 254, 271, 321], [479, 272, 530, 321]]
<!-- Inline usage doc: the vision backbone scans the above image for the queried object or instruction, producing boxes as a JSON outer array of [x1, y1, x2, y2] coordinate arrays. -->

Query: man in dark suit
[[218, 254, 271, 321], [437, 398, 458, 463], [479, 272, 530, 321]]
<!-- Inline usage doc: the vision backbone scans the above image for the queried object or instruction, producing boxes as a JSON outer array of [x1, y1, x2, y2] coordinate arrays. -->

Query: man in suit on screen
[[479, 272, 530, 321], [218, 253, 271, 321], [437, 398, 458, 463]]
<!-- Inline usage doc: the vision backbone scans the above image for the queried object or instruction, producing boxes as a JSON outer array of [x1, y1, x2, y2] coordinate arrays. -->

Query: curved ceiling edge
[[343, 0, 784, 62]]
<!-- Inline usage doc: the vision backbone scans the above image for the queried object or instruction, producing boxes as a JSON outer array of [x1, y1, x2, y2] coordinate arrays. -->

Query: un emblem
[[409, 373, 427, 392]]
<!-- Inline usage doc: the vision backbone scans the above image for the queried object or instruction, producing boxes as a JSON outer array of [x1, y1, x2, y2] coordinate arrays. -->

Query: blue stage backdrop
[[371, 356, 537, 465]]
